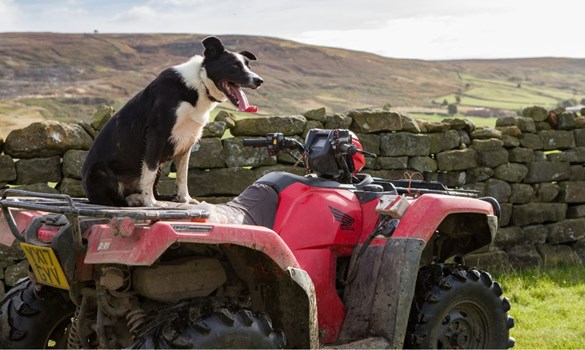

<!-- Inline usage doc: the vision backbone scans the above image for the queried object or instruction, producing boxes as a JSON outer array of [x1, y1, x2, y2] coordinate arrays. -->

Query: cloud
[[0, 0, 21, 29], [111, 5, 157, 23]]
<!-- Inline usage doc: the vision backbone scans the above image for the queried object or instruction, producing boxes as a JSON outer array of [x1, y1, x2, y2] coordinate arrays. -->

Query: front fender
[[392, 194, 497, 242]]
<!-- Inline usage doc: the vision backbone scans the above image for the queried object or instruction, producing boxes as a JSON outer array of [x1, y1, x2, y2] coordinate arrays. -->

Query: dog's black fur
[[82, 37, 263, 207]]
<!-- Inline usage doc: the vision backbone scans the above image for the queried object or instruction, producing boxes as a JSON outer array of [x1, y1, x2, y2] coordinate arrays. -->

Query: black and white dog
[[82, 36, 263, 207]]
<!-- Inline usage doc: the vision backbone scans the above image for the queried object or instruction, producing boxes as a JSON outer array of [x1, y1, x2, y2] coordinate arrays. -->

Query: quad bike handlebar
[[243, 133, 305, 157]]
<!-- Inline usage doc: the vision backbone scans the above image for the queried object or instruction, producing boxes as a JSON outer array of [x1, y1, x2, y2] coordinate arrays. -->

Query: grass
[[493, 266, 585, 349], [437, 73, 576, 111], [407, 112, 497, 128]]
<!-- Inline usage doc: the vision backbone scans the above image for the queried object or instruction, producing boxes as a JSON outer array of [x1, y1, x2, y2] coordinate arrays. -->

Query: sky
[[1, 0, 584, 60]]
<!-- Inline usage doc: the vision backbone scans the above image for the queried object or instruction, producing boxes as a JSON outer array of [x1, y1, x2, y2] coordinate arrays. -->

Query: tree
[[447, 103, 458, 115]]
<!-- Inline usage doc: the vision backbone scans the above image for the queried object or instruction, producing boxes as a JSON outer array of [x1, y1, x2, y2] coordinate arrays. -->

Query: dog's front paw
[[175, 194, 199, 204], [153, 200, 169, 208]]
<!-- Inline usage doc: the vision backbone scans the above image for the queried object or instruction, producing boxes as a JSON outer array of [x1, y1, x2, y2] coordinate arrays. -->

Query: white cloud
[[111, 5, 157, 22], [0, 0, 21, 30], [294, 2, 585, 59], [0, 0, 584, 59]]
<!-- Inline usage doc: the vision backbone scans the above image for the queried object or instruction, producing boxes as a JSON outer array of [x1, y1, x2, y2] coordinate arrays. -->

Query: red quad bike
[[0, 129, 514, 349]]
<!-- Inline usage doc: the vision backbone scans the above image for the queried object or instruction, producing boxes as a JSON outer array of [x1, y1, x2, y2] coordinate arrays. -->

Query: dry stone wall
[[1, 105, 585, 290]]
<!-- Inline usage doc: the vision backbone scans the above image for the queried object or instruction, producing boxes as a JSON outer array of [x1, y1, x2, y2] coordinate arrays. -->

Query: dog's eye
[[233, 62, 243, 70]]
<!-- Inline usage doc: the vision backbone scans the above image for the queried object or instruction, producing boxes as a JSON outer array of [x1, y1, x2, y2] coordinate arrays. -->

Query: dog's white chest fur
[[171, 102, 210, 156], [170, 55, 220, 157]]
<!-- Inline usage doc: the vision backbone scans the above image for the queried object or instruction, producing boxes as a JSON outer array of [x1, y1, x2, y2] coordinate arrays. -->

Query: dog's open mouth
[[220, 81, 258, 113]]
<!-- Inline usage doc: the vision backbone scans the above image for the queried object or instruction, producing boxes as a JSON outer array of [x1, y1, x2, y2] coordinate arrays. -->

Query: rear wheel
[[133, 307, 286, 349], [406, 264, 515, 349], [0, 278, 76, 349]]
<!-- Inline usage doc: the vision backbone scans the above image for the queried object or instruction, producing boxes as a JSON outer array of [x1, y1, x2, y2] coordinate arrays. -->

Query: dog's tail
[[82, 163, 128, 207]]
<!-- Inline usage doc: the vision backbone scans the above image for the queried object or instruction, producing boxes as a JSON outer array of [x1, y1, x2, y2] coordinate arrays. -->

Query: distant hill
[[1, 32, 584, 136]]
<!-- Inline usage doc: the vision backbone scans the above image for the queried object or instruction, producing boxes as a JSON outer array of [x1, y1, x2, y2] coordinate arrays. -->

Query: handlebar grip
[[243, 138, 271, 147]]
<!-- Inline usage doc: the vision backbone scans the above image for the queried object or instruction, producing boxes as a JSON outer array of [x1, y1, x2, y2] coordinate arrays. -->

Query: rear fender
[[84, 221, 299, 268]]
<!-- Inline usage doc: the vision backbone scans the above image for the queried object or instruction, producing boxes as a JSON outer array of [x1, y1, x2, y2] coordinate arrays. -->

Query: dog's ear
[[239, 50, 257, 61], [202, 36, 225, 59]]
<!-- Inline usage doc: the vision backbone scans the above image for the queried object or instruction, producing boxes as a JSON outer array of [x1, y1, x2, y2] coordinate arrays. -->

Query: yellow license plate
[[20, 243, 70, 290]]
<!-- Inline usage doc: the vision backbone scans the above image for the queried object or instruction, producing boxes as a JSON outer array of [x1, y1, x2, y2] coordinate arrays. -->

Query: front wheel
[[406, 264, 515, 349], [0, 278, 76, 349]]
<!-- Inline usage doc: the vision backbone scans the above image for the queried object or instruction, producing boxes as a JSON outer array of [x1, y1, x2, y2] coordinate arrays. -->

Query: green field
[[407, 112, 497, 128], [437, 74, 576, 111], [493, 266, 585, 349]]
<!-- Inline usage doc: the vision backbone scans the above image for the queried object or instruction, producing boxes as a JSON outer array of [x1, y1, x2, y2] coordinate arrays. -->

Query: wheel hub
[[440, 310, 483, 348]]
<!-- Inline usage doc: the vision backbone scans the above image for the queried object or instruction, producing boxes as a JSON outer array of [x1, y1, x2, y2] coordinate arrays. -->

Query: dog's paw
[[126, 194, 144, 207], [153, 201, 169, 208], [175, 194, 199, 204]]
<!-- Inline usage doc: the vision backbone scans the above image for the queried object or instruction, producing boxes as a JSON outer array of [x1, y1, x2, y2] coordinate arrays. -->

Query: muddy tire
[[406, 264, 515, 349], [0, 278, 75, 349], [134, 308, 286, 349]]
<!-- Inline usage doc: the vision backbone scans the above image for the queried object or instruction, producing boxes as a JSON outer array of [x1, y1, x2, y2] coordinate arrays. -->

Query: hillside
[[1, 33, 585, 136]]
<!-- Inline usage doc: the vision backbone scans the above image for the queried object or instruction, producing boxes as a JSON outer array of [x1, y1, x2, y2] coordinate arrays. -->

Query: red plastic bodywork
[[0, 180, 496, 345]]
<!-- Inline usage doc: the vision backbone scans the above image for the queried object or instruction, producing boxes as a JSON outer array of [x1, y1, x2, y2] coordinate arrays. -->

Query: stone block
[[189, 138, 226, 169], [188, 168, 259, 197], [303, 107, 327, 122], [471, 127, 502, 140], [539, 130, 575, 150], [519, 133, 543, 149], [559, 181, 585, 203], [464, 250, 509, 271], [62, 150, 88, 180], [493, 226, 523, 250], [380, 132, 431, 157], [202, 121, 227, 138], [15, 156, 62, 185], [348, 109, 403, 133], [4, 121, 93, 158], [522, 106, 548, 122], [222, 137, 277, 168], [546, 218, 585, 244], [524, 162, 571, 184], [507, 244, 542, 269], [232, 115, 306, 136], [575, 129, 585, 147], [522, 225, 548, 244], [535, 183, 560, 202], [0, 155, 16, 183], [355, 133, 381, 155], [436, 149, 477, 171], [57, 177, 85, 198], [494, 163, 528, 183], [325, 114, 353, 129], [429, 130, 460, 154], [499, 203, 512, 227], [508, 147, 535, 163], [471, 138, 504, 151], [477, 148, 509, 168], [378, 157, 408, 170], [485, 178, 511, 203], [408, 156, 437, 173], [536, 243, 581, 266], [512, 203, 567, 226], [466, 167, 494, 183], [509, 183, 534, 204], [567, 204, 585, 218]]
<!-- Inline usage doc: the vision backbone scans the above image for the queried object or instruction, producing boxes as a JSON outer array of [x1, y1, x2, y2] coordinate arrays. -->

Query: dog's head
[[202, 36, 263, 112]]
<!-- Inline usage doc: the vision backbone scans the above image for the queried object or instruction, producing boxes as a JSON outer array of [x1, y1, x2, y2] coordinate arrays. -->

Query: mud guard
[[339, 237, 426, 348]]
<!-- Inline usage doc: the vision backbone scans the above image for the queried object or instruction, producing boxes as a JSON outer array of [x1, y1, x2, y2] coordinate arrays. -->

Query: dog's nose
[[253, 77, 263, 87]]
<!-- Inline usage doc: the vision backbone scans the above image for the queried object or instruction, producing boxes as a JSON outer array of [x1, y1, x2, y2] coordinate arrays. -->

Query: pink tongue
[[230, 85, 258, 113]]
